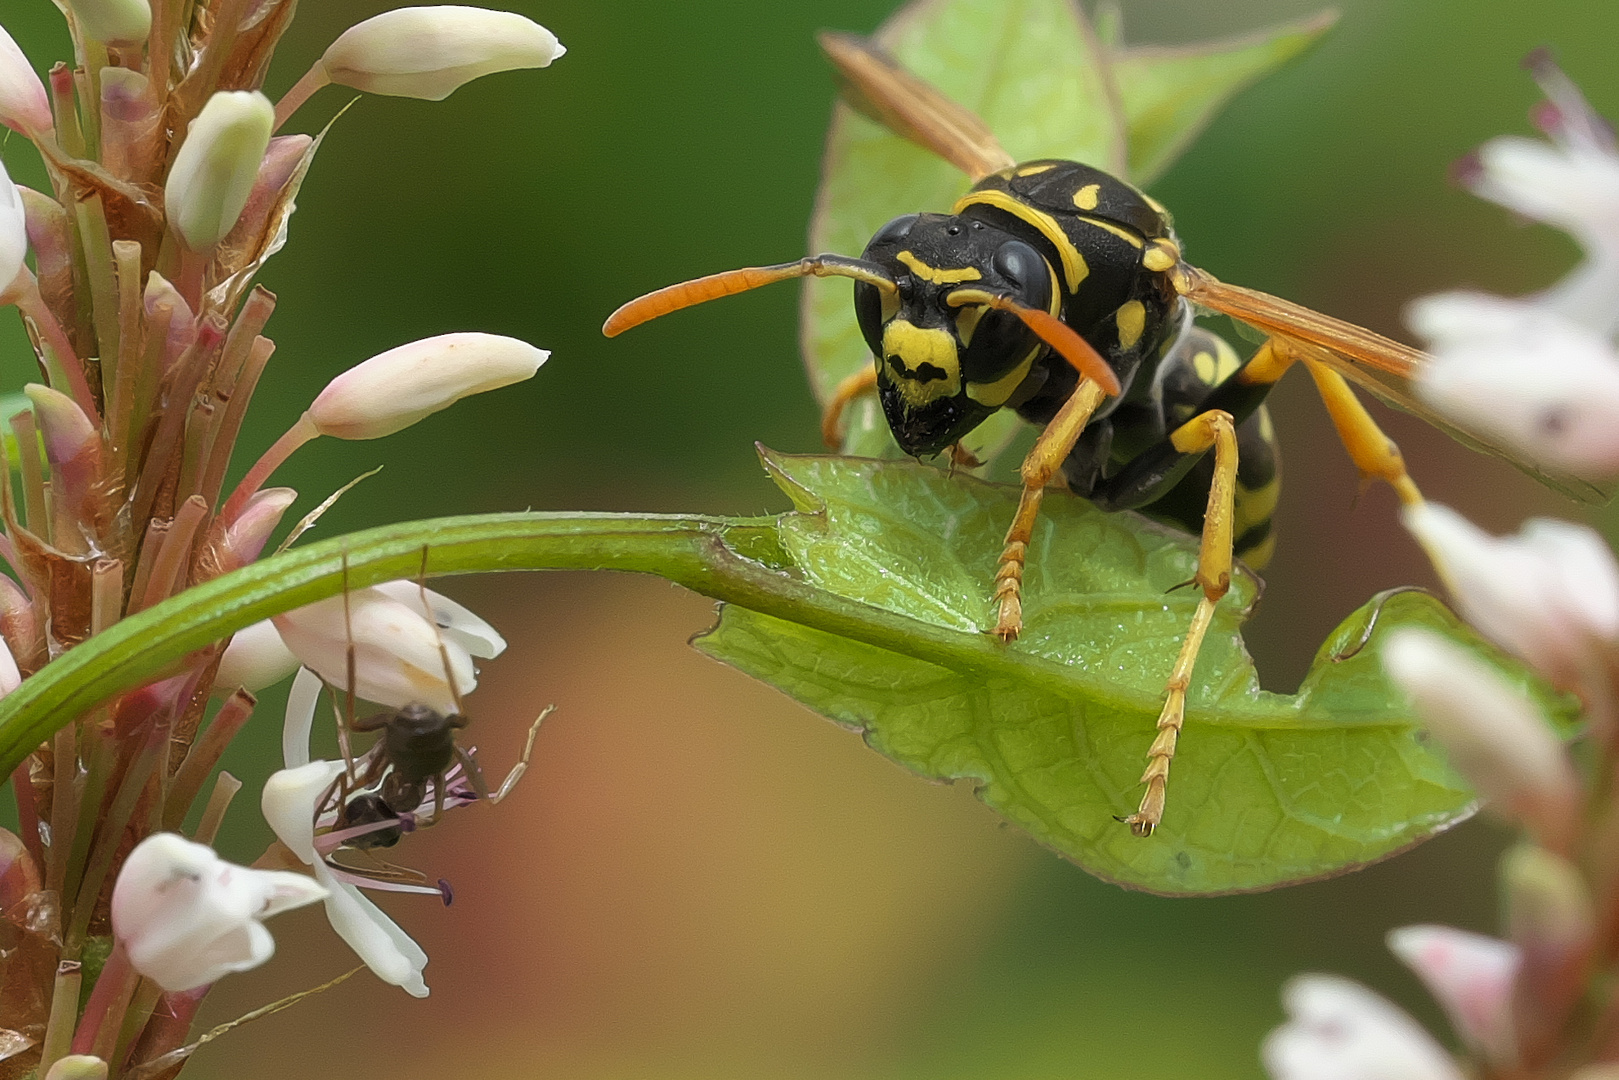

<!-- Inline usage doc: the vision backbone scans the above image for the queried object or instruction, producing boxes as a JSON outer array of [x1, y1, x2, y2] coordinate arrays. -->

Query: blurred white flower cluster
[[1268, 56, 1619, 1080]]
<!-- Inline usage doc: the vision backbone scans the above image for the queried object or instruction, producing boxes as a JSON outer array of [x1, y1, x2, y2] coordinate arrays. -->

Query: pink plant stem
[[9, 762, 42, 868], [71, 941, 139, 1058], [273, 64, 331, 132], [218, 413, 319, 524], [12, 270, 102, 426]]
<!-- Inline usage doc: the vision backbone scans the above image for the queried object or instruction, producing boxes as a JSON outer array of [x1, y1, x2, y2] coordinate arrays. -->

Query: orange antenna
[[946, 288, 1122, 397], [603, 254, 898, 337]]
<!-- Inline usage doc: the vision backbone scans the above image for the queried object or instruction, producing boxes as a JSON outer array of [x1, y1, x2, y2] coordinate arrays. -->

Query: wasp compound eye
[[991, 239, 1052, 313]]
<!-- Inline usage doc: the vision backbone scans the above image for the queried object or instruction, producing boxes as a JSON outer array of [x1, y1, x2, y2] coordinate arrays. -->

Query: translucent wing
[[818, 31, 1016, 182], [1175, 264, 1615, 504]]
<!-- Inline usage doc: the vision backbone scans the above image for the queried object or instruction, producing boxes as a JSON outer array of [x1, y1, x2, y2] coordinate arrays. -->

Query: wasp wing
[[1175, 264, 1616, 505], [818, 31, 1016, 183]]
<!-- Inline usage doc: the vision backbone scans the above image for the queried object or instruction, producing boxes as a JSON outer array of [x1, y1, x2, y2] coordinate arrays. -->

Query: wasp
[[602, 32, 1562, 837]]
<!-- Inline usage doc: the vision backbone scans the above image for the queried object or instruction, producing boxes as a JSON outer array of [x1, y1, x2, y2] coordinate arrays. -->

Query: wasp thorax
[[854, 213, 1056, 456]]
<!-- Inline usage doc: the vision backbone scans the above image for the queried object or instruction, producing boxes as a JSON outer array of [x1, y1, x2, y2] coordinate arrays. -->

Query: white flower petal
[[1263, 974, 1466, 1080], [283, 665, 323, 769], [316, 863, 430, 997], [111, 833, 326, 993], [373, 580, 506, 659], [0, 24, 51, 136], [216, 619, 300, 696], [261, 759, 346, 864], [0, 155, 25, 298], [274, 588, 476, 713]]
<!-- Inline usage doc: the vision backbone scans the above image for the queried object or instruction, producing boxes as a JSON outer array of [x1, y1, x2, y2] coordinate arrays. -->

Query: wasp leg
[[1118, 408, 1240, 837], [821, 365, 879, 450], [1234, 339, 1423, 508], [1300, 357, 1424, 508], [993, 379, 1109, 639]]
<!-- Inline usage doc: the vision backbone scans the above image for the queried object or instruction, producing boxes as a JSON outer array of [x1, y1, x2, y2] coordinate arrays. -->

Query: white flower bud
[[1387, 925, 1519, 1065], [262, 760, 430, 996], [164, 91, 274, 250], [43, 1057, 106, 1080], [1382, 629, 1580, 850], [215, 618, 300, 695], [0, 24, 52, 136], [111, 833, 326, 992], [322, 6, 564, 102], [306, 332, 546, 440], [272, 586, 477, 713], [65, 0, 151, 43], [1401, 502, 1619, 690], [0, 154, 26, 300], [1263, 974, 1465, 1080]]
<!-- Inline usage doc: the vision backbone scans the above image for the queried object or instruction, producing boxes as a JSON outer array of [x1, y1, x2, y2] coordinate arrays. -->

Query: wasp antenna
[[946, 288, 1122, 396], [602, 254, 896, 337]]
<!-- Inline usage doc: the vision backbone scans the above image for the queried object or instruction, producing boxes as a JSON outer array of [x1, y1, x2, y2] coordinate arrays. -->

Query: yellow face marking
[[1075, 215, 1144, 249], [1212, 339, 1241, 384], [955, 304, 986, 346], [1257, 404, 1276, 444], [1193, 350, 1218, 384], [897, 250, 982, 285], [1142, 239, 1180, 272], [1016, 162, 1057, 176], [1116, 300, 1146, 350], [966, 352, 1037, 407], [880, 288, 900, 323], [1072, 184, 1100, 210], [953, 190, 1089, 292], [882, 319, 961, 407]]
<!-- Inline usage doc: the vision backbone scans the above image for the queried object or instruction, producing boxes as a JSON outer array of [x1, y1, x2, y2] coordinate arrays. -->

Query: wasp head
[[854, 213, 1056, 457]]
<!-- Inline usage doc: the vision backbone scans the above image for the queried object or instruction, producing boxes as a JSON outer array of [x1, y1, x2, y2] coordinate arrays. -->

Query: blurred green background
[[4, 0, 1618, 1077]]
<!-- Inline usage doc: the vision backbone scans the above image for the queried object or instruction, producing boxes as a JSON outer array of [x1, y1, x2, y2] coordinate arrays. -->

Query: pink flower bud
[[0, 24, 51, 136], [64, 0, 151, 44], [1401, 502, 1619, 691], [111, 832, 326, 992], [215, 618, 299, 695], [1388, 925, 1519, 1065], [0, 823, 42, 911], [272, 586, 479, 713], [24, 384, 101, 524], [322, 6, 564, 102], [306, 332, 546, 440], [1382, 629, 1579, 852], [0, 154, 25, 300], [142, 271, 197, 364], [164, 91, 275, 250], [1263, 975, 1465, 1080], [223, 486, 296, 566]]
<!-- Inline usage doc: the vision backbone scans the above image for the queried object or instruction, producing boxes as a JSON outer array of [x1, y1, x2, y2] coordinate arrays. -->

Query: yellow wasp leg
[[1123, 408, 1238, 838], [821, 365, 880, 450], [993, 379, 1108, 639], [1300, 357, 1424, 508]]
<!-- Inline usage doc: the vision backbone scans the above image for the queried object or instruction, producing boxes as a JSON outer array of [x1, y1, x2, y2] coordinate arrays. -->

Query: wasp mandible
[[602, 32, 1556, 837]]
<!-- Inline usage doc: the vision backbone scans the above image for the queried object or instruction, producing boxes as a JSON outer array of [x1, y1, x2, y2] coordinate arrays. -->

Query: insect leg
[[993, 379, 1108, 639], [1300, 357, 1424, 507], [1120, 407, 1240, 837], [488, 705, 552, 804], [821, 364, 879, 450]]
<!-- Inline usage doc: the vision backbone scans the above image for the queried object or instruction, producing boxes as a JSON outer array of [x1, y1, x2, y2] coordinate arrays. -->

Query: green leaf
[[0, 456, 1566, 895], [1114, 11, 1339, 187], [694, 451, 1573, 894], [803, 0, 1123, 463]]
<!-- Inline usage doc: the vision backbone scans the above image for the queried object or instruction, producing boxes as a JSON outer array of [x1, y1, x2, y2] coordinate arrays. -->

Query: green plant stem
[[0, 511, 1024, 779]]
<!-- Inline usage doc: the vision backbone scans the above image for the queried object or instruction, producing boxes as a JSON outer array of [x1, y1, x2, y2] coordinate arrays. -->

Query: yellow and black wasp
[[603, 32, 1575, 837]]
